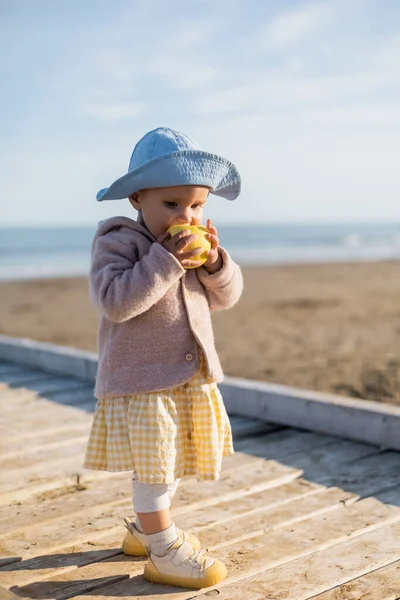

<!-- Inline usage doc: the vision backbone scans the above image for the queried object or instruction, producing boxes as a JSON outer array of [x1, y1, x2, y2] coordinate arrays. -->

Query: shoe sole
[[122, 539, 148, 557], [143, 562, 227, 589]]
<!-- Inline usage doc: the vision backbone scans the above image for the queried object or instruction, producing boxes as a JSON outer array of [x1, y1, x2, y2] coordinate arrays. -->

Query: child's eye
[[164, 202, 177, 208]]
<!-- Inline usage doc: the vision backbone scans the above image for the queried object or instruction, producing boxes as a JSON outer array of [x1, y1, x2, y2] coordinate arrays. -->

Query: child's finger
[[179, 246, 205, 260], [157, 232, 170, 244], [174, 233, 198, 250], [181, 258, 205, 268], [206, 219, 217, 233], [206, 233, 219, 249]]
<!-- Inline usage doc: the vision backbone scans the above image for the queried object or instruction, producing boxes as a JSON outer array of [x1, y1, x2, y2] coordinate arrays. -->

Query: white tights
[[132, 471, 181, 513]]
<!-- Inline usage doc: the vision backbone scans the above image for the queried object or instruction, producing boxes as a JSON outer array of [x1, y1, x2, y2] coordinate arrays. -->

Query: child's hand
[[203, 219, 223, 273], [157, 230, 205, 269]]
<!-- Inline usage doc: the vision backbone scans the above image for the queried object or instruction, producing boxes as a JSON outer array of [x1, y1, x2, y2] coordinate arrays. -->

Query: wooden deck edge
[[0, 334, 97, 382], [219, 378, 400, 451], [1, 334, 400, 451]]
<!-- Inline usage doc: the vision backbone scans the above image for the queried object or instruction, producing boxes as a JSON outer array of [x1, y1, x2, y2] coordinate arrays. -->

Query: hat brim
[[96, 150, 241, 202]]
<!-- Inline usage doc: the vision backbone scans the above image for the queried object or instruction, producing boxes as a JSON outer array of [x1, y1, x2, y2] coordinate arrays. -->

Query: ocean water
[[1, 222, 400, 282]]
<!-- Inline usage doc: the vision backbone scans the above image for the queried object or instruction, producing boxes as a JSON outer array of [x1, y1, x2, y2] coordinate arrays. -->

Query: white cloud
[[82, 103, 147, 121], [143, 18, 222, 90], [371, 35, 400, 79], [296, 105, 400, 126], [192, 71, 390, 116], [261, 1, 335, 47]]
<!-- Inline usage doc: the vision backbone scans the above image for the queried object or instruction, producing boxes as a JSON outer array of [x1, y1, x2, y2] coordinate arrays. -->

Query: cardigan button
[[185, 353, 193, 361]]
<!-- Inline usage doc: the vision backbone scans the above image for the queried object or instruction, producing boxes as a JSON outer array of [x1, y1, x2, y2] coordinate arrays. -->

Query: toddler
[[84, 126, 243, 589]]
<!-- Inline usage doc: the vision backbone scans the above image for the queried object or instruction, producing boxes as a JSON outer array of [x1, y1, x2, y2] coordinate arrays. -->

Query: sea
[[1, 222, 400, 282]]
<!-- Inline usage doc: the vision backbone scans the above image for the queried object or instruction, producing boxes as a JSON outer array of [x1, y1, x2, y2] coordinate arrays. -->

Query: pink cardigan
[[89, 215, 243, 398]]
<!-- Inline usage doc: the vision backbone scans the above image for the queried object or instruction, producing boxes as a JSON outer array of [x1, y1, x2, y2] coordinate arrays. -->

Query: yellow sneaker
[[122, 518, 201, 558], [144, 536, 227, 589]]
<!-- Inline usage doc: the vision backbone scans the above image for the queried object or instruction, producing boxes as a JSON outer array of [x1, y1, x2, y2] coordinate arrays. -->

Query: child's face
[[129, 185, 209, 239]]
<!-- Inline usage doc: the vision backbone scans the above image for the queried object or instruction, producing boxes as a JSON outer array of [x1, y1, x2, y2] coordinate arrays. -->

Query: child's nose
[[176, 209, 192, 223]]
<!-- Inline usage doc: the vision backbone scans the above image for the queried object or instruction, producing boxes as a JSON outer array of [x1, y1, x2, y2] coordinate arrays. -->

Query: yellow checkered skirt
[[84, 358, 234, 484]]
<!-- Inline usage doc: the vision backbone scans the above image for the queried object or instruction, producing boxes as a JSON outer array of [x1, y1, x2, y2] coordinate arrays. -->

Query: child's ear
[[129, 193, 140, 210]]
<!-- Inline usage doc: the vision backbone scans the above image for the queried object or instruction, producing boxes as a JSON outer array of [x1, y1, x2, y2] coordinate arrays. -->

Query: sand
[[1, 261, 400, 405]]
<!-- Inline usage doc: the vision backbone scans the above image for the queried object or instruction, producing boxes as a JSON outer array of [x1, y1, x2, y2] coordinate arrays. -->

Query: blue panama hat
[[96, 127, 241, 202]]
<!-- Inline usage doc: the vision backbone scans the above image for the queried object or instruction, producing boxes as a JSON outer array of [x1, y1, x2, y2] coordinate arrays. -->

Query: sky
[[1, 0, 400, 226]]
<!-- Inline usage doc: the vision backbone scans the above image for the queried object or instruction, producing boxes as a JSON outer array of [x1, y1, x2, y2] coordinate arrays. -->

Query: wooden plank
[[193, 521, 400, 600], [0, 478, 340, 587], [0, 558, 21, 568], [11, 377, 92, 396], [233, 428, 339, 457], [0, 436, 90, 468], [227, 447, 400, 513], [318, 451, 400, 497], [234, 429, 342, 465], [0, 408, 92, 440], [0, 430, 378, 544], [309, 559, 400, 599], [235, 434, 380, 480], [377, 486, 400, 505], [193, 487, 358, 551], [45, 387, 96, 408], [0, 586, 25, 600], [229, 416, 282, 438], [0, 486, 357, 592], [174, 478, 327, 532], [0, 438, 88, 474], [0, 474, 131, 535], [0, 389, 45, 415], [0, 497, 129, 560], [0, 391, 89, 416], [0, 470, 126, 508], [0, 385, 95, 409], [0, 439, 269, 509], [0, 386, 38, 401], [0, 370, 56, 386], [0, 363, 27, 376], [12, 555, 131, 600], [1, 418, 93, 444], [0, 453, 268, 535], [0, 474, 318, 548], [0, 451, 262, 535], [160, 459, 302, 517], [0, 461, 303, 588], [0, 371, 89, 400], [0, 389, 94, 424], [0, 546, 124, 590], [0, 422, 91, 458], [2, 428, 321, 506], [69, 499, 400, 600], [0, 459, 302, 560], [0, 401, 91, 431]]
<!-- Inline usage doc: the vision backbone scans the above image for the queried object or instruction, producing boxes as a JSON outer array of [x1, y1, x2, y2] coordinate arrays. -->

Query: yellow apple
[[167, 225, 211, 268]]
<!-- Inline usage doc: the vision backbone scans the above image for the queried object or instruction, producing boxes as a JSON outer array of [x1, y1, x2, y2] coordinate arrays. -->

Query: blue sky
[[1, 0, 400, 226]]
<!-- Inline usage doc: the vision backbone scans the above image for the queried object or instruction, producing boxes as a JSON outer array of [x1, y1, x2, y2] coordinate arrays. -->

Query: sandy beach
[[1, 261, 400, 405]]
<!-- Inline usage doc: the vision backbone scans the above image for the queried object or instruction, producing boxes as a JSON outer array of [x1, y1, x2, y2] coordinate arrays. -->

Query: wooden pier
[[1, 339, 400, 599]]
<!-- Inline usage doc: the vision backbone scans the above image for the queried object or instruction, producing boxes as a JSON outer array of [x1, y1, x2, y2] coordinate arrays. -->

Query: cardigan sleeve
[[89, 233, 185, 322], [196, 247, 243, 311]]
